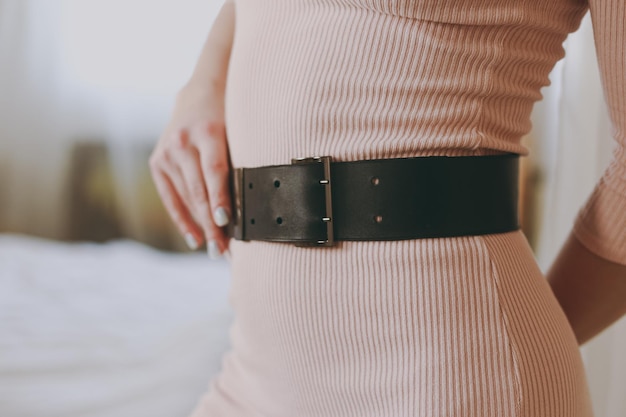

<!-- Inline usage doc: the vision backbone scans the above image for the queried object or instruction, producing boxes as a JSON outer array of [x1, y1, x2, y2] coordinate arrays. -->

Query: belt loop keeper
[[291, 155, 336, 247]]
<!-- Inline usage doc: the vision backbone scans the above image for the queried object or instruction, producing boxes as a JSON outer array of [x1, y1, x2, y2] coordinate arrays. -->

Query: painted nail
[[213, 206, 230, 227], [184, 232, 199, 250], [207, 240, 221, 260]]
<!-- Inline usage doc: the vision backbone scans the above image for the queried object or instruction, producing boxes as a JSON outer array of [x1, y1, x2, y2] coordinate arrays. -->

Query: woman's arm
[[546, 0, 626, 345], [183, 0, 235, 101], [546, 231, 626, 345], [149, 0, 237, 257]]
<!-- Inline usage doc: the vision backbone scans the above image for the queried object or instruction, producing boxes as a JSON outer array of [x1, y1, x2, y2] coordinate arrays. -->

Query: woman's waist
[[224, 123, 527, 171], [225, 229, 539, 352], [227, 230, 528, 294], [225, 50, 532, 168], [225, 68, 532, 169]]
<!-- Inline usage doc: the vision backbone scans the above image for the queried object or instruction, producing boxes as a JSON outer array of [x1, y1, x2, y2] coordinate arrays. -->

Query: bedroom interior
[[0, 1, 625, 417]]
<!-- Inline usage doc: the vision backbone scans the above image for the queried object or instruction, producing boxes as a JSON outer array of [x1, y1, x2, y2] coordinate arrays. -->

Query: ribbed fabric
[[190, 233, 593, 416], [185, 0, 622, 415]]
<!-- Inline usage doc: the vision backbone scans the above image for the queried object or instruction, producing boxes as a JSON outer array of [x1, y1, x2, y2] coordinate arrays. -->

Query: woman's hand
[[149, 80, 232, 260]]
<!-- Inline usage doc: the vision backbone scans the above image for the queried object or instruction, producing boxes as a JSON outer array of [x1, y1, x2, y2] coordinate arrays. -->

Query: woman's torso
[[194, 1, 595, 415]]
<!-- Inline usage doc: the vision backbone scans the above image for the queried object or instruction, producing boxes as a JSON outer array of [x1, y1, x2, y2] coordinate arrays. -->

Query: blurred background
[[0, 1, 625, 416]]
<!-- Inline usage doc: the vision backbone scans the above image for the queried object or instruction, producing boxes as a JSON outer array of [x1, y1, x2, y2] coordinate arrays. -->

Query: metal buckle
[[290, 155, 335, 247], [230, 166, 246, 241]]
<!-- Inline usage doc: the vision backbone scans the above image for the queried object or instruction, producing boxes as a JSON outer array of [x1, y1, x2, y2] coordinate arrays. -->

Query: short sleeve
[[571, 0, 626, 266]]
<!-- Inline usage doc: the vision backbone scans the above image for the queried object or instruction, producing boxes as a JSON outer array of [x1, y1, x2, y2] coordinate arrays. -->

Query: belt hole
[[250, 218, 255, 225], [371, 176, 380, 185], [248, 182, 253, 189], [374, 215, 383, 223], [274, 180, 280, 188], [276, 217, 283, 224]]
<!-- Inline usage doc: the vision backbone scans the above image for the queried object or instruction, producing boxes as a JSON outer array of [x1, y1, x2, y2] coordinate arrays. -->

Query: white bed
[[0, 233, 234, 417]]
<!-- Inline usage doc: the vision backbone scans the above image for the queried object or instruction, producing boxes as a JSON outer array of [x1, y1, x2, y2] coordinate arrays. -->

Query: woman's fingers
[[150, 118, 232, 259], [158, 161, 204, 247], [171, 122, 231, 259], [174, 144, 222, 255], [194, 121, 232, 227], [149, 163, 204, 249]]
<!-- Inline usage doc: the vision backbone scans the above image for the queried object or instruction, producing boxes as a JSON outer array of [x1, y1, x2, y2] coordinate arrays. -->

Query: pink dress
[[189, 0, 626, 415]]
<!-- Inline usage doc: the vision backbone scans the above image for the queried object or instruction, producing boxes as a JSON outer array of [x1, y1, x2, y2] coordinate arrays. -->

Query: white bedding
[[0, 233, 234, 417]]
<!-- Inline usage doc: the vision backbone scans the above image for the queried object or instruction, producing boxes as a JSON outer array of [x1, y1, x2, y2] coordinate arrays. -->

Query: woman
[[149, 0, 626, 415]]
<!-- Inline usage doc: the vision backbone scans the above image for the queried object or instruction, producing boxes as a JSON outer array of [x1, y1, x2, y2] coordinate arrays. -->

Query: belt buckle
[[290, 155, 335, 247], [230, 166, 246, 241]]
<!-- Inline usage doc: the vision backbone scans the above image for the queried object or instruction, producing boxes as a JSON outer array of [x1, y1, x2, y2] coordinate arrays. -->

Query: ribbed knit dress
[[189, 0, 626, 416]]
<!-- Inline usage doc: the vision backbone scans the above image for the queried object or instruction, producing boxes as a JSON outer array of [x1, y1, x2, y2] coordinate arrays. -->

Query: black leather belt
[[225, 153, 520, 247]]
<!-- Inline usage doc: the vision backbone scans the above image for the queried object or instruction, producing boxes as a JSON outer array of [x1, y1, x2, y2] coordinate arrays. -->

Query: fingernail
[[184, 232, 199, 250], [213, 206, 230, 227], [207, 240, 221, 260]]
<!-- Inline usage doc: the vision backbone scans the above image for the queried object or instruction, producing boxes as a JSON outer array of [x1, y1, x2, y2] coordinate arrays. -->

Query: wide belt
[[225, 153, 520, 247]]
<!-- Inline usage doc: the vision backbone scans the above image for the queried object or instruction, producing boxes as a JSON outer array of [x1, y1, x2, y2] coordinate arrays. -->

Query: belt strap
[[225, 153, 520, 246]]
